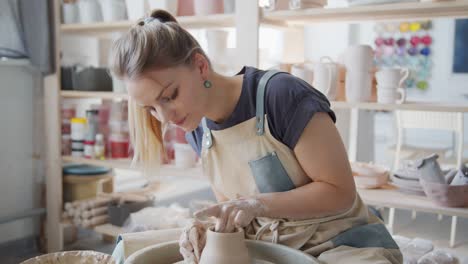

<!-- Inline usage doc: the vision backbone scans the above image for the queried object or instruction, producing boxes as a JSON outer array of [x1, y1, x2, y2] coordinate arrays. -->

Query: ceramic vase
[[199, 228, 251, 264]]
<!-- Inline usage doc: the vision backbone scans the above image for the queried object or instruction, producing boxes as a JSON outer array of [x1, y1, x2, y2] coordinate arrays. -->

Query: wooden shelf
[[61, 14, 235, 34], [62, 156, 204, 177], [61, 90, 128, 100], [358, 184, 468, 218], [330, 100, 468, 112], [262, 0, 468, 25], [63, 156, 133, 169]]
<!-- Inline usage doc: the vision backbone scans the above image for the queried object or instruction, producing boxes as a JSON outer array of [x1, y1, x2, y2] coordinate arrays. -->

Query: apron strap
[[256, 70, 283, 136], [203, 69, 283, 149], [202, 117, 213, 149]]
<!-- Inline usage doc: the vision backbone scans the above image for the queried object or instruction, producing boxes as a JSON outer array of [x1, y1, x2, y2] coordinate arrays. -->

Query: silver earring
[[203, 80, 212, 88]]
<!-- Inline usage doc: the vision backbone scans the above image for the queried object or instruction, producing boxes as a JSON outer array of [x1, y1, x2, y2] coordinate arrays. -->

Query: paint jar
[[71, 117, 86, 157], [110, 134, 130, 159]]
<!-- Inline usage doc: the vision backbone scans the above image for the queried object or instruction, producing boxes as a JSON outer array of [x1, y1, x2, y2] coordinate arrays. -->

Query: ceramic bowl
[[351, 162, 389, 189]]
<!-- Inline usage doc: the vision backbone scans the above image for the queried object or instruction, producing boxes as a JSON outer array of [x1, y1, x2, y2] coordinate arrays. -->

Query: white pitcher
[[375, 68, 409, 88], [343, 45, 374, 102], [313, 56, 338, 100]]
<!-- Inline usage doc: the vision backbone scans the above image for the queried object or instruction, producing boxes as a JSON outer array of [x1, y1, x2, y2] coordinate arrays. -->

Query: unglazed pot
[[199, 227, 251, 264]]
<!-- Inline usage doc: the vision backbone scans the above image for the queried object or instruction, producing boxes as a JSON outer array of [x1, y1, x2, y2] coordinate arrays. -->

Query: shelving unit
[[45, 0, 260, 251], [44, 0, 468, 252]]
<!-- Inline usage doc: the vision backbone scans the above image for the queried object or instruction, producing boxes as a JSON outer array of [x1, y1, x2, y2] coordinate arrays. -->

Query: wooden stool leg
[[450, 216, 457, 248]]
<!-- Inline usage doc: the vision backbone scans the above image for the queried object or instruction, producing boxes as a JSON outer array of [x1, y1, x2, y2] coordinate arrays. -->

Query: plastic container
[[174, 143, 197, 168], [110, 134, 130, 159]]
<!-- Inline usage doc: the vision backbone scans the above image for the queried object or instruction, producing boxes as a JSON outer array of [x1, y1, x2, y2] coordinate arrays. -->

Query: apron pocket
[[249, 151, 296, 193]]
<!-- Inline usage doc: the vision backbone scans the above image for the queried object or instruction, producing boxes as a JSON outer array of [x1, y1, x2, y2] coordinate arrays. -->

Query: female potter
[[109, 10, 402, 264]]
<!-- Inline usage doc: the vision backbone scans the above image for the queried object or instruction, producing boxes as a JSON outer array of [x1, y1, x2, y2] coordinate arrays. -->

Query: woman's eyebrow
[[155, 81, 174, 101]]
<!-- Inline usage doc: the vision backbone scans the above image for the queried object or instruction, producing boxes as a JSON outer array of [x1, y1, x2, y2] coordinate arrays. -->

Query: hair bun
[[150, 9, 178, 24]]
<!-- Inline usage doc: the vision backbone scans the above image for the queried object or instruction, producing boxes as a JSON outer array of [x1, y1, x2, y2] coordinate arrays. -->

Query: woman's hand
[[179, 219, 207, 264], [194, 197, 267, 233]]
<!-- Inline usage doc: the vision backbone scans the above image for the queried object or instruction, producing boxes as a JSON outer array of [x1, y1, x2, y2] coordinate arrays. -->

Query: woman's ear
[[193, 53, 210, 80]]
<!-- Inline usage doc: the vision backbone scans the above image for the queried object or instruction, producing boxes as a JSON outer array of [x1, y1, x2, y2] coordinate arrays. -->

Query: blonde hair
[[109, 10, 210, 175]]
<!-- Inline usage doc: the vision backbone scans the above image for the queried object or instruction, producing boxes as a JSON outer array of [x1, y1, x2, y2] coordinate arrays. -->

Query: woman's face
[[126, 63, 207, 132]]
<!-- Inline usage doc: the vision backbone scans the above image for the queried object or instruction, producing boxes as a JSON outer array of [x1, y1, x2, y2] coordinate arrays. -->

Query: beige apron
[[200, 70, 402, 263], [116, 70, 402, 264]]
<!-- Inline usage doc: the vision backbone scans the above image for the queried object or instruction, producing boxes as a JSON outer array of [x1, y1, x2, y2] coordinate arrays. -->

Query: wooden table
[[358, 185, 468, 247]]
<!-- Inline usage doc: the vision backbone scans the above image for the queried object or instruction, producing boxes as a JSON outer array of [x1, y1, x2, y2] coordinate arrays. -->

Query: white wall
[[0, 60, 43, 243]]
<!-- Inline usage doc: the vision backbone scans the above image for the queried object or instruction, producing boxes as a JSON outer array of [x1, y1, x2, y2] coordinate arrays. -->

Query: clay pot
[[199, 227, 250, 264]]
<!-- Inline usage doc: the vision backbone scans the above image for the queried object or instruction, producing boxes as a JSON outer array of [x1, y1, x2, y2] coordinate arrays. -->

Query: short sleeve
[[265, 73, 336, 150]]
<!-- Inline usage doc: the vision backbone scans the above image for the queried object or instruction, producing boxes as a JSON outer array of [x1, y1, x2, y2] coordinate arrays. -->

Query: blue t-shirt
[[186, 66, 336, 156]]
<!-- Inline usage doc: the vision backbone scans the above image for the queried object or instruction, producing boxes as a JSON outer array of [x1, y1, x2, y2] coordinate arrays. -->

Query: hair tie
[[144, 17, 157, 24]]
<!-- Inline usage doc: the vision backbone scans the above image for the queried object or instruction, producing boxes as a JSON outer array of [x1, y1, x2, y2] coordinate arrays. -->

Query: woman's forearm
[[257, 181, 356, 220]]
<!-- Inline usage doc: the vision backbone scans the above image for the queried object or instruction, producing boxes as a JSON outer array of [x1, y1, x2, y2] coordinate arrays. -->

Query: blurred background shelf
[[61, 13, 236, 34], [330, 100, 468, 112], [61, 91, 128, 100], [62, 156, 133, 170], [262, 0, 468, 25], [62, 156, 203, 178]]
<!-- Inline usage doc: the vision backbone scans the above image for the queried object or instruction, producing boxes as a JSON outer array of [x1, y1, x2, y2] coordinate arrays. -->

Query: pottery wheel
[[125, 240, 320, 264], [174, 260, 274, 264]]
